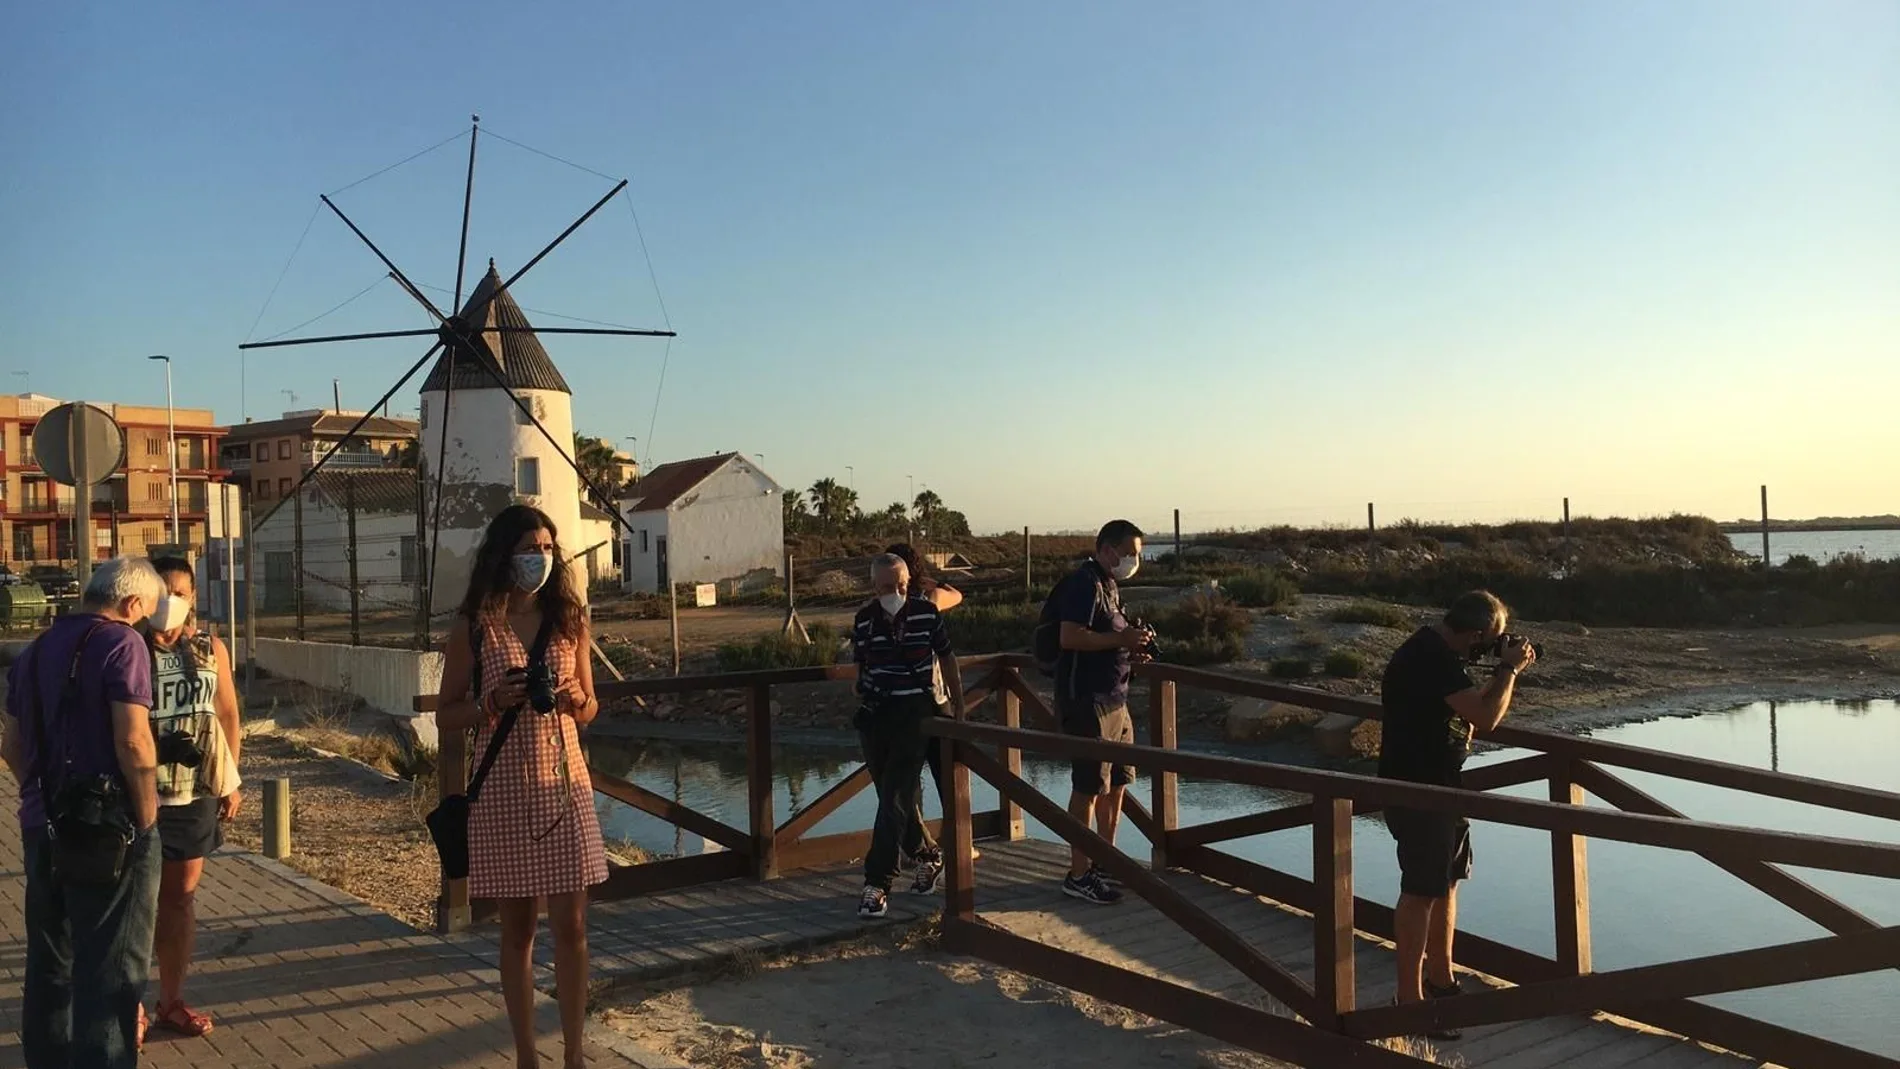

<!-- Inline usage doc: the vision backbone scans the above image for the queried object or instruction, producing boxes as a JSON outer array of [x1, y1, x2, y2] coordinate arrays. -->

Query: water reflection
[[583, 699, 1900, 1056]]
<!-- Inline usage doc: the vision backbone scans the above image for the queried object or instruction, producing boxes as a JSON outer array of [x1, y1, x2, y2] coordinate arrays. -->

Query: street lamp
[[147, 355, 178, 544], [845, 465, 854, 492]]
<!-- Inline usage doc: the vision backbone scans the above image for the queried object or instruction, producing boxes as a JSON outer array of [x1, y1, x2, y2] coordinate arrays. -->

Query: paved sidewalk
[[0, 774, 680, 1069]]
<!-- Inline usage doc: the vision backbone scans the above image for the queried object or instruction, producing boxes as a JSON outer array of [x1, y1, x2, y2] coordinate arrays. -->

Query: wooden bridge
[[422, 653, 1900, 1069]]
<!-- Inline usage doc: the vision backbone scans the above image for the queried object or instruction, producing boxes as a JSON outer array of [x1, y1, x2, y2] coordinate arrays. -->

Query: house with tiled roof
[[620, 453, 783, 593]]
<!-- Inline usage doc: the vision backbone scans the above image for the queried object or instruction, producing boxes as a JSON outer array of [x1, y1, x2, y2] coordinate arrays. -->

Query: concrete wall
[[619, 458, 783, 593], [419, 387, 582, 615], [252, 637, 442, 723]]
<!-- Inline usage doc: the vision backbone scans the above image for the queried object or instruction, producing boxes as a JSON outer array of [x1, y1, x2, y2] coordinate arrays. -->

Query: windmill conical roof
[[419, 261, 572, 394]]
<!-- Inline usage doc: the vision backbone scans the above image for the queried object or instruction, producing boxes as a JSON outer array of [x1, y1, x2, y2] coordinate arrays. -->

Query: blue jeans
[[22, 824, 162, 1069]]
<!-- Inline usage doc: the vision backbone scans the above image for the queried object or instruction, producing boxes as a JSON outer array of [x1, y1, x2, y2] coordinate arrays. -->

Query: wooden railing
[[416, 653, 1900, 1069]]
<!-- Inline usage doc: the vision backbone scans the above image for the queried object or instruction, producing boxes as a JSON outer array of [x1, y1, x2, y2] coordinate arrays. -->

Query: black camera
[[1472, 632, 1544, 664], [156, 729, 204, 769], [525, 660, 560, 715], [1128, 619, 1162, 660]]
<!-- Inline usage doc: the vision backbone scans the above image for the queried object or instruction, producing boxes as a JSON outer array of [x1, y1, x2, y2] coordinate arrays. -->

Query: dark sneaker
[[909, 851, 945, 895], [858, 885, 888, 919], [1086, 863, 1125, 889], [1425, 978, 1464, 1000], [1061, 870, 1123, 905]]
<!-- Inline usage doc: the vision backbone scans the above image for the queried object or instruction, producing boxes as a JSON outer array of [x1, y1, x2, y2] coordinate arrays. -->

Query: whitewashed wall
[[252, 637, 442, 721], [619, 510, 672, 593], [418, 387, 581, 614], [251, 499, 415, 614], [657, 461, 782, 588]]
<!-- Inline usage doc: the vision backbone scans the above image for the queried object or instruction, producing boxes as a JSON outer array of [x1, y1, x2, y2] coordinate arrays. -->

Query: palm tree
[[783, 490, 811, 535], [807, 478, 859, 533], [912, 489, 944, 536], [572, 433, 623, 506]]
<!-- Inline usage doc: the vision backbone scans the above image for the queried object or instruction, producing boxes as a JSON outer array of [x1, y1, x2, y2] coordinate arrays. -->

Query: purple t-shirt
[[5, 613, 153, 828]]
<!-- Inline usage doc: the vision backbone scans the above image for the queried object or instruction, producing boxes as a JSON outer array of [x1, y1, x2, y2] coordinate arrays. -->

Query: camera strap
[[30, 618, 120, 801], [463, 612, 558, 805]]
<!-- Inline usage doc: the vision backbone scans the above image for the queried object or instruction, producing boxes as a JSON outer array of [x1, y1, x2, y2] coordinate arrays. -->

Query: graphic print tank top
[[151, 635, 240, 805]]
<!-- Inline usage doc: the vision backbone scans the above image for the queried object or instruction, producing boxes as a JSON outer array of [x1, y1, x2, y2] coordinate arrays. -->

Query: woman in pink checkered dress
[[435, 505, 607, 1069]]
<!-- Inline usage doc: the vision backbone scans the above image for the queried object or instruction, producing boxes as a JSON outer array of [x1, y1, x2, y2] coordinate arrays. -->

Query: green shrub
[[946, 602, 1041, 655], [1327, 601, 1413, 629], [1221, 569, 1301, 610], [1268, 657, 1313, 679], [1151, 590, 1253, 644], [1164, 634, 1245, 666], [1323, 650, 1367, 678], [714, 624, 843, 672]]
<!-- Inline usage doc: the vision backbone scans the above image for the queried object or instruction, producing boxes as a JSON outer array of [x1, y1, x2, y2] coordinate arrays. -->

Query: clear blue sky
[[5, 2, 1895, 533]]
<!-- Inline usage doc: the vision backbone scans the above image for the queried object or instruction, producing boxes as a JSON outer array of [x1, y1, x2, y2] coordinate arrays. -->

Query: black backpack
[[1032, 567, 1110, 678]]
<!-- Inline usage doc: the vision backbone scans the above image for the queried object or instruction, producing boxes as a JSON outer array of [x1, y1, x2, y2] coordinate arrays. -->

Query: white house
[[250, 469, 423, 614], [620, 453, 783, 594], [418, 261, 586, 615]]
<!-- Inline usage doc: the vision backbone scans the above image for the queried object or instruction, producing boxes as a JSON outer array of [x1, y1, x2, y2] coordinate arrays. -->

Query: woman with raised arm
[[433, 505, 606, 1069]]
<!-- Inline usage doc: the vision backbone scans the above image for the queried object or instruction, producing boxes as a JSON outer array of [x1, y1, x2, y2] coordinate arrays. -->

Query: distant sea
[[1727, 529, 1900, 565]]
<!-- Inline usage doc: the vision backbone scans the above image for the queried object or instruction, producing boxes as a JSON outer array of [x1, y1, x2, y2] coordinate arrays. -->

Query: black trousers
[[859, 695, 937, 891]]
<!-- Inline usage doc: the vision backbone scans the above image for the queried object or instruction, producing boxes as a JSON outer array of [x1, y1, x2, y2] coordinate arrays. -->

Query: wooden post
[[668, 580, 681, 675], [942, 737, 975, 923], [1313, 794, 1355, 1023], [1023, 526, 1032, 602], [780, 551, 808, 642], [1366, 502, 1375, 533], [436, 726, 471, 932], [999, 677, 1024, 840], [243, 490, 257, 693], [1172, 508, 1182, 568], [1149, 678, 1178, 870], [746, 683, 777, 879], [1760, 484, 1771, 565], [345, 475, 360, 646], [413, 464, 429, 650], [1562, 497, 1571, 538], [262, 777, 292, 860], [1551, 761, 1593, 974], [291, 486, 305, 640]]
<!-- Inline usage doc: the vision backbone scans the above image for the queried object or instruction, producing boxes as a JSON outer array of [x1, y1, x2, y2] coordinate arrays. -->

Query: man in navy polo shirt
[[1052, 520, 1153, 905], [3, 555, 165, 1069]]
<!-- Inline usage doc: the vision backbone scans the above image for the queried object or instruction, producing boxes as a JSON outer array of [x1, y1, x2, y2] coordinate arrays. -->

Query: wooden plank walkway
[[0, 771, 682, 1069]]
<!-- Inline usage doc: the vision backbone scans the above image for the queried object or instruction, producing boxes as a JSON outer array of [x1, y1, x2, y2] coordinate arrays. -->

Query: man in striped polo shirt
[[851, 553, 964, 919]]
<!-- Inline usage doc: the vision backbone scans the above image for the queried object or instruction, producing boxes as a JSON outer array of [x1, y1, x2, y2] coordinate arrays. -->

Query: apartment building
[[220, 409, 419, 505], [1, 393, 227, 565]]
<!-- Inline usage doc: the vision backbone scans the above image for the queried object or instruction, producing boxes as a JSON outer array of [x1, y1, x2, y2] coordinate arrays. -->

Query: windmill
[[239, 116, 676, 631]]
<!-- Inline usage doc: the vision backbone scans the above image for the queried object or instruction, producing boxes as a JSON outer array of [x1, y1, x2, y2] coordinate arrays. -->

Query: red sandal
[[153, 1000, 214, 1038]]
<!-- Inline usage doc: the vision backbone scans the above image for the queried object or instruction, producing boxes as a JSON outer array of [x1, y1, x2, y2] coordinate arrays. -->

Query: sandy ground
[[598, 926, 1315, 1069]]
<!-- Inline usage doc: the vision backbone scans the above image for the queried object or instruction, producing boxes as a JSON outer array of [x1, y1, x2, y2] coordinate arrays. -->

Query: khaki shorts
[[1062, 700, 1135, 796]]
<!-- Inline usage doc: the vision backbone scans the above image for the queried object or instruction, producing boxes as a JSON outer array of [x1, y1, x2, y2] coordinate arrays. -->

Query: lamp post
[[845, 465, 854, 492], [148, 355, 178, 544]]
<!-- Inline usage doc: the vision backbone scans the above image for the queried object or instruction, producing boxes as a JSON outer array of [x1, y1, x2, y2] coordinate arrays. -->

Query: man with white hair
[[850, 553, 963, 919], [3, 555, 166, 1068]]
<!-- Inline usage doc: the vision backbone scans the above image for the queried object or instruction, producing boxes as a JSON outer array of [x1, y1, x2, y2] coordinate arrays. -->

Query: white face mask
[[877, 593, 906, 615], [150, 594, 192, 633], [1110, 554, 1140, 581], [512, 551, 553, 594]]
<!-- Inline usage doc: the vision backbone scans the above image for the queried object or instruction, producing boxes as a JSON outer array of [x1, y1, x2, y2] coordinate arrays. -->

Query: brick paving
[[0, 771, 681, 1069]]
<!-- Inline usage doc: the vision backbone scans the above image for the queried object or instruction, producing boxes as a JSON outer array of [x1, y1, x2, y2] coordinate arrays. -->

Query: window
[[515, 457, 540, 495], [254, 479, 270, 500], [400, 536, 419, 584], [278, 477, 292, 498], [254, 443, 269, 462], [144, 525, 162, 546], [513, 397, 534, 425], [94, 527, 112, 549], [277, 439, 291, 460], [146, 435, 164, 457], [640, 530, 649, 553], [145, 482, 164, 502]]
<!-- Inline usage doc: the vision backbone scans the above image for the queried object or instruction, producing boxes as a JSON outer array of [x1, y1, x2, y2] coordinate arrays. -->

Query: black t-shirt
[[1377, 627, 1478, 787]]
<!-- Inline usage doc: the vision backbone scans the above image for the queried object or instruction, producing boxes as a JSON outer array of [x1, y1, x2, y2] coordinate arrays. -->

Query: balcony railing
[[319, 451, 396, 468]]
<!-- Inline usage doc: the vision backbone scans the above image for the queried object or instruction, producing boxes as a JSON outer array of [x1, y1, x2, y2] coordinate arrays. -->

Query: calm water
[[1727, 528, 1900, 565], [582, 700, 1900, 1057]]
